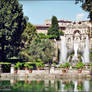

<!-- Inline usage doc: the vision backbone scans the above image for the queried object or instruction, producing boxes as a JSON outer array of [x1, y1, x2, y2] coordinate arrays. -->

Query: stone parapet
[[0, 69, 92, 80]]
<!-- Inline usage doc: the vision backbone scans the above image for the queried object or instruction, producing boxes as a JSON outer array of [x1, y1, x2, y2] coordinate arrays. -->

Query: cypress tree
[[48, 16, 60, 39]]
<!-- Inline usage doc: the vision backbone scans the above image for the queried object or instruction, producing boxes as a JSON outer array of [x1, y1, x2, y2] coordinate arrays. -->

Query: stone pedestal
[[11, 64, 14, 74]]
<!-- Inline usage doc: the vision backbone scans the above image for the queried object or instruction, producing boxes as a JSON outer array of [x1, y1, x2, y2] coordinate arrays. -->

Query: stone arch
[[73, 30, 81, 40], [67, 37, 71, 42], [73, 30, 81, 34]]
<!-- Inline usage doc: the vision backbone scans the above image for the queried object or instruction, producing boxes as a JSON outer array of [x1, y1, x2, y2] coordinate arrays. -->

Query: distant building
[[35, 19, 92, 48], [35, 19, 71, 34]]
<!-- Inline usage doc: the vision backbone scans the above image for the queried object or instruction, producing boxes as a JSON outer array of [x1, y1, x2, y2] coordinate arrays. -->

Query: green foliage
[[75, 62, 85, 69], [24, 63, 33, 70], [90, 63, 92, 67], [77, 84, 83, 90], [60, 62, 70, 68], [90, 52, 92, 61], [64, 82, 74, 90], [0, 81, 10, 86], [0, 0, 26, 61], [36, 58, 42, 62], [28, 65, 33, 70], [12, 80, 57, 92], [59, 30, 64, 36], [48, 16, 63, 39], [10, 56, 18, 59], [36, 62, 44, 67], [24, 38, 55, 63], [0, 62, 11, 64], [37, 33, 57, 39], [18, 23, 37, 61], [24, 63, 29, 68], [64, 62, 70, 68], [21, 22, 37, 48], [59, 64, 63, 68], [52, 62, 57, 66], [14, 62, 22, 69], [19, 29, 55, 63], [76, 0, 92, 22], [18, 49, 33, 62]]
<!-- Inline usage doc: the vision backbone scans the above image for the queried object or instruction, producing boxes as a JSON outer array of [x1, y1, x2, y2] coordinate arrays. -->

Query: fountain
[[60, 35, 90, 64], [60, 36, 67, 64], [72, 43, 79, 62], [83, 36, 90, 63], [74, 43, 78, 57]]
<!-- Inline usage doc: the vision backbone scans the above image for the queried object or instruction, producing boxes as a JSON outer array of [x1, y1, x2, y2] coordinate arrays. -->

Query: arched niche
[[73, 30, 81, 41]]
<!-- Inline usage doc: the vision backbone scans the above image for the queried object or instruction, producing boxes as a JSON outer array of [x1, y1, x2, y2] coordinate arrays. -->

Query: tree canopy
[[21, 22, 37, 48], [0, 0, 26, 61], [76, 0, 92, 22], [19, 38, 55, 63]]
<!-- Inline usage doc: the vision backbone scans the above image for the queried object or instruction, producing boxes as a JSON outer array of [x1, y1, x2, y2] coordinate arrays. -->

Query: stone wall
[[0, 69, 91, 80]]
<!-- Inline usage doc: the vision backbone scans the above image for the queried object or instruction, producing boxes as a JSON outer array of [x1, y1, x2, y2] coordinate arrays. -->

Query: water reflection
[[0, 79, 92, 92]]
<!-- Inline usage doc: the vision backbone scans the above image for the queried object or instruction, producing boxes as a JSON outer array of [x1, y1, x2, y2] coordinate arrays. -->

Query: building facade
[[35, 19, 92, 49]]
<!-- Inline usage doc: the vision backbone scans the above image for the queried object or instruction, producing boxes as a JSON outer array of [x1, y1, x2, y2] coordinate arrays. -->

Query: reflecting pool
[[0, 79, 92, 92]]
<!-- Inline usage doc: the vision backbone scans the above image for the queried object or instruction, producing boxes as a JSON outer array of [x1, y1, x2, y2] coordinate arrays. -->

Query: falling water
[[74, 43, 78, 57], [60, 36, 67, 64], [83, 36, 90, 63], [81, 56, 85, 63], [72, 43, 79, 61]]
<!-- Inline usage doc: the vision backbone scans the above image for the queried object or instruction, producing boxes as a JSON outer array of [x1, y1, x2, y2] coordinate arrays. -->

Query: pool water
[[0, 79, 92, 92]]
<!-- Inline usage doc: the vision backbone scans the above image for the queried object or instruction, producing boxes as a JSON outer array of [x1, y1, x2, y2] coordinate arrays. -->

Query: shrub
[[52, 62, 56, 66], [28, 65, 33, 70], [64, 62, 70, 68], [90, 63, 92, 68], [59, 62, 70, 68], [24, 63, 29, 68], [24, 63, 34, 70], [14, 62, 22, 69], [36, 62, 43, 67], [75, 62, 85, 69], [59, 64, 65, 68]]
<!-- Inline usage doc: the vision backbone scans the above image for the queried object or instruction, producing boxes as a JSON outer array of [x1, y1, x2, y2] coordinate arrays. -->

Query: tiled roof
[[35, 25, 65, 28], [35, 25, 50, 27], [58, 20, 72, 23]]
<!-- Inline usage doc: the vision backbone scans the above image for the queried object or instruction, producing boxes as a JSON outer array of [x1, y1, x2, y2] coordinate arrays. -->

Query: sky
[[19, 0, 89, 25]]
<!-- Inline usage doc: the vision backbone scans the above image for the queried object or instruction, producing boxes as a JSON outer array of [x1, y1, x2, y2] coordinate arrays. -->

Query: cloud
[[76, 13, 85, 21]]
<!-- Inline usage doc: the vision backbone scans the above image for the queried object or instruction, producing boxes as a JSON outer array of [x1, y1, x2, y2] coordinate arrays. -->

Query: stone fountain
[[72, 43, 79, 63], [60, 35, 90, 64]]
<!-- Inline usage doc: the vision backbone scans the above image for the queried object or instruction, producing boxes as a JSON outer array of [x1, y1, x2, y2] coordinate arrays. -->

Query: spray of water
[[83, 36, 90, 63], [60, 36, 67, 64], [74, 43, 78, 57]]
